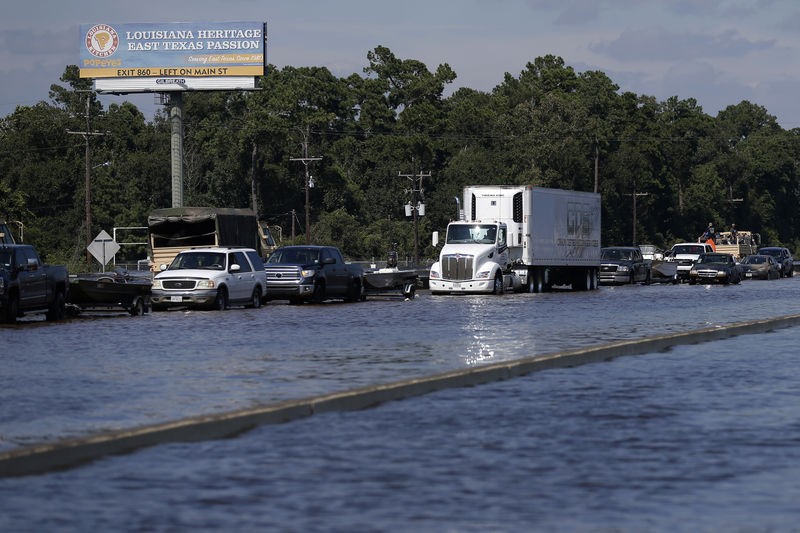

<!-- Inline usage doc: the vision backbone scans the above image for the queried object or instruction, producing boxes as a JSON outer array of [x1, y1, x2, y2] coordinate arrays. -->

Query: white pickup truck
[[665, 242, 714, 281]]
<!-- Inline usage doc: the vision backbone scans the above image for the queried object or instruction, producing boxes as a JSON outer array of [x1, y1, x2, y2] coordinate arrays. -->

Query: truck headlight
[[301, 269, 316, 278], [617, 265, 630, 272], [197, 280, 215, 289], [429, 270, 440, 279], [717, 271, 726, 278], [152, 279, 162, 289], [475, 270, 491, 279]]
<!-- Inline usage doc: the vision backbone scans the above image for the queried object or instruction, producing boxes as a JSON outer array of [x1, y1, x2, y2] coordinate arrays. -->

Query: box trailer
[[147, 207, 259, 268]]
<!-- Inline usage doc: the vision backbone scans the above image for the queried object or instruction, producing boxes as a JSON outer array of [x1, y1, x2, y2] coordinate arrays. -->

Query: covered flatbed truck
[[148, 207, 259, 268]]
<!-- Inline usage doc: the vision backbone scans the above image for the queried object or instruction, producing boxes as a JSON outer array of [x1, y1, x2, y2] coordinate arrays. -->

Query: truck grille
[[441, 254, 474, 281], [265, 266, 301, 281], [600, 264, 619, 273], [162, 279, 197, 290], [695, 269, 720, 278]]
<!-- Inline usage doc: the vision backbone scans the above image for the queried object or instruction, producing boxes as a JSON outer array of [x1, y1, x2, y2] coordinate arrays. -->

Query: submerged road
[[2, 277, 800, 530]]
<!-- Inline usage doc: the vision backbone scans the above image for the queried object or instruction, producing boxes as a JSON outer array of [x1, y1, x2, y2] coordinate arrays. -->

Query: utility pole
[[289, 126, 321, 245], [625, 182, 649, 246], [593, 136, 599, 194], [291, 209, 296, 245], [398, 169, 431, 265], [66, 90, 109, 269], [725, 185, 743, 225]]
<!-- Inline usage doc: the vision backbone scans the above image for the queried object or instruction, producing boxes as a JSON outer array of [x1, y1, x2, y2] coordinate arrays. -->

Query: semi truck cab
[[429, 221, 520, 294]]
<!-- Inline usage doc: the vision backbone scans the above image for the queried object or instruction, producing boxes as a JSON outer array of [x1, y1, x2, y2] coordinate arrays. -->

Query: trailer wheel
[[130, 296, 145, 316], [403, 284, 416, 299], [529, 268, 544, 293], [572, 269, 592, 291]]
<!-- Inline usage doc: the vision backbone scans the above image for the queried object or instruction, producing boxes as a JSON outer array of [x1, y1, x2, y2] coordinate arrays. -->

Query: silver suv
[[151, 247, 266, 310]]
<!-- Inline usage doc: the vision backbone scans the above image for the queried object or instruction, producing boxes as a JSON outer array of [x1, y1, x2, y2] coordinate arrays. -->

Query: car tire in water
[[4, 293, 19, 324], [247, 287, 262, 309], [46, 291, 66, 321], [492, 274, 504, 295], [345, 279, 361, 302], [214, 287, 228, 311], [311, 282, 326, 304]]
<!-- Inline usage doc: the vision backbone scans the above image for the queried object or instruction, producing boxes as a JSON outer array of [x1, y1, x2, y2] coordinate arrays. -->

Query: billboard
[[79, 21, 266, 93]]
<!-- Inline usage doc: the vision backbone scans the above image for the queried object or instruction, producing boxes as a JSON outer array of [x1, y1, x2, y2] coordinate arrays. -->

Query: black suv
[[758, 247, 794, 277]]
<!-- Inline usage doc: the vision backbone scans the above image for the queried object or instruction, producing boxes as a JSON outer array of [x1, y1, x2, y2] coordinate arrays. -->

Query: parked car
[[757, 247, 794, 277], [688, 253, 742, 285], [150, 247, 266, 311], [740, 254, 780, 280], [665, 242, 715, 281], [599, 246, 651, 285], [0, 244, 69, 323], [264, 245, 364, 304]]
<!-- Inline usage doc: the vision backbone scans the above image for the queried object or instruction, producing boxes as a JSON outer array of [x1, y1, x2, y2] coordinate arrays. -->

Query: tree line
[[2, 47, 799, 270]]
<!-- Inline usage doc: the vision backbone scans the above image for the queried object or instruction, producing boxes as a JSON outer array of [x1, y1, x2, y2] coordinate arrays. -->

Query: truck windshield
[[673, 245, 705, 255], [446, 224, 497, 244], [602, 249, 634, 260], [169, 252, 226, 270], [266, 248, 321, 265], [697, 255, 726, 264]]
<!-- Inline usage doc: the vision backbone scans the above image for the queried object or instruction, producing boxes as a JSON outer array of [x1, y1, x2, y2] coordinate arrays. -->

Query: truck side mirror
[[322, 257, 335, 265], [229, 263, 241, 273]]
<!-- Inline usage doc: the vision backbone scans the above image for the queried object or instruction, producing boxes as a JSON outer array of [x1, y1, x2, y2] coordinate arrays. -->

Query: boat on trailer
[[67, 268, 152, 316], [363, 249, 419, 299]]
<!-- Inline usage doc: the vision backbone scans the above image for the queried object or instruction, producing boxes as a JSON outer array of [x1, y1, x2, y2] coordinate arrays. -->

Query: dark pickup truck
[[264, 245, 364, 304], [1, 244, 69, 323]]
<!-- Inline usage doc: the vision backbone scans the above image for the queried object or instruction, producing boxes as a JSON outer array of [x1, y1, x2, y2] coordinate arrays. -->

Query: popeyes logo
[[85, 24, 119, 58]]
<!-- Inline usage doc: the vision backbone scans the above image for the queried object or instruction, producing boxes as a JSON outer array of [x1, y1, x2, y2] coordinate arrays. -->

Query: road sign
[[87, 230, 120, 269]]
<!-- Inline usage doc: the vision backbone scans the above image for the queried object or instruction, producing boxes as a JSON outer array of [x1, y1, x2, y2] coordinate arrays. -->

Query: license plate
[[170, 296, 183, 302], [453, 282, 461, 289], [746, 272, 752, 277]]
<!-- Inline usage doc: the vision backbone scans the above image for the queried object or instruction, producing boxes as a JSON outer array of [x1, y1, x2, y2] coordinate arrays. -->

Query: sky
[[2, 0, 800, 128]]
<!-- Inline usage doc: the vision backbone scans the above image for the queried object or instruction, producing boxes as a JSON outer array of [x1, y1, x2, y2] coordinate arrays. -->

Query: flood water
[[2, 277, 800, 531]]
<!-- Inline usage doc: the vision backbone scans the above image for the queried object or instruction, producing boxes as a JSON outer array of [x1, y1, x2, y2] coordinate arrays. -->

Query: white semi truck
[[429, 185, 601, 294]]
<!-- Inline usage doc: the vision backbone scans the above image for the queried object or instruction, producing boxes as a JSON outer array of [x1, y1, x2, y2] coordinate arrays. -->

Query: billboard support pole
[[170, 92, 184, 208]]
